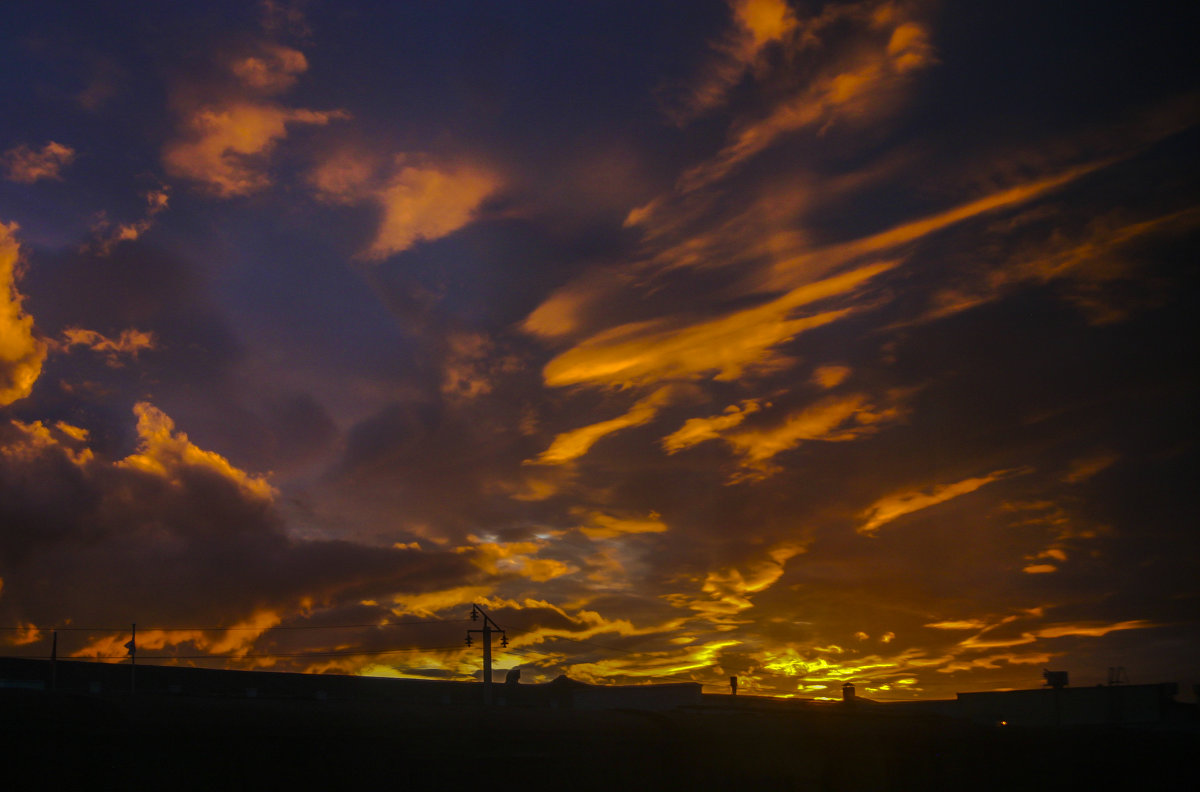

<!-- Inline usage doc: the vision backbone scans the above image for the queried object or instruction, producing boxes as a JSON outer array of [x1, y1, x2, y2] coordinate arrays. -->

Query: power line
[[6, 614, 802, 695], [0, 618, 468, 633], [502, 642, 720, 688], [10, 645, 467, 661]]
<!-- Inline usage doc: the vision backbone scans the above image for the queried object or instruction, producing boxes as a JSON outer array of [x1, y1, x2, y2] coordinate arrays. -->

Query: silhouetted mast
[[466, 605, 506, 706], [125, 623, 137, 693]]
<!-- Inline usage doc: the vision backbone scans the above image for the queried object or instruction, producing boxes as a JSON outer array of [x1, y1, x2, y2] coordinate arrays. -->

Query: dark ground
[[1, 689, 1195, 790]]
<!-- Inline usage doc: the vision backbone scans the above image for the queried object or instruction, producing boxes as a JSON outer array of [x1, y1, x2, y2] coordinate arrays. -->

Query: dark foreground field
[[1, 690, 1195, 790]]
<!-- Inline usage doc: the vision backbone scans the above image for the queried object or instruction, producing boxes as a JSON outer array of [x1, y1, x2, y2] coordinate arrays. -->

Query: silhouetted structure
[[1042, 669, 1069, 689], [0, 657, 701, 711], [956, 682, 1180, 727], [1, 657, 1194, 790]]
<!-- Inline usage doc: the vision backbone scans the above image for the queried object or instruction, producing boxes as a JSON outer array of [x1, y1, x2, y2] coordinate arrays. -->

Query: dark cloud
[[0, 413, 475, 632]]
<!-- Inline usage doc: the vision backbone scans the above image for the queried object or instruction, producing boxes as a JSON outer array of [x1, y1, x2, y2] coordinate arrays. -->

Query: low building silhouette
[[955, 682, 1180, 727], [0, 656, 701, 711]]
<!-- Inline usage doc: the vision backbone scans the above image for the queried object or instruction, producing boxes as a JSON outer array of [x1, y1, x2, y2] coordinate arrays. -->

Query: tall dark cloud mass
[[1, 0, 1197, 699]]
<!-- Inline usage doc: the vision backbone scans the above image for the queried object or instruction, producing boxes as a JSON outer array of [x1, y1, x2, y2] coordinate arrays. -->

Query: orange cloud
[[164, 39, 347, 196], [230, 44, 308, 94], [500, 602, 685, 653], [118, 402, 276, 500], [391, 586, 495, 618], [534, 386, 678, 465], [886, 21, 935, 73], [734, 0, 797, 46], [2, 622, 41, 646], [520, 269, 626, 340], [460, 538, 575, 582], [165, 103, 347, 197], [938, 652, 1055, 673], [718, 391, 908, 480], [574, 509, 669, 540], [676, 9, 935, 193], [667, 0, 798, 124], [937, 615, 1156, 658], [921, 206, 1200, 327], [369, 162, 499, 258], [1, 141, 76, 183], [310, 150, 500, 258], [441, 331, 522, 401], [70, 610, 281, 662], [54, 421, 89, 442], [0, 222, 46, 406], [811, 365, 851, 389], [675, 543, 804, 623], [925, 619, 990, 631], [89, 187, 170, 253], [662, 399, 764, 454], [766, 163, 1103, 292], [760, 647, 906, 682], [1035, 620, 1155, 639], [540, 261, 894, 389], [1062, 451, 1119, 483], [57, 327, 156, 365], [858, 469, 1019, 535], [2, 420, 93, 466], [1021, 547, 1068, 575], [559, 637, 740, 684]]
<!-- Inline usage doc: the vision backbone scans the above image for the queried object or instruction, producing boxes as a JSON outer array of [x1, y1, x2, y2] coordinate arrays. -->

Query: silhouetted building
[[0, 657, 701, 712], [956, 682, 1180, 727], [1042, 669, 1069, 689]]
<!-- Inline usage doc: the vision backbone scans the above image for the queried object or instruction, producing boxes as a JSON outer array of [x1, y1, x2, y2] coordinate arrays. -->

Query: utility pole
[[125, 623, 136, 694], [466, 605, 506, 706]]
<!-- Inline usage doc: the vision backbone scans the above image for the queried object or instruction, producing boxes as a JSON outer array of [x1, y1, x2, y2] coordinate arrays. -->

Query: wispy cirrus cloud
[[662, 399, 764, 454], [573, 509, 669, 541], [925, 205, 1200, 326], [663, 0, 798, 125], [541, 155, 1104, 373], [721, 390, 909, 480], [458, 537, 576, 583], [859, 469, 1024, 535], [533, 386, 679, 465], [540, 261, 893, 390], [672, 2, 935, 194], [668, 542, 805, 624]]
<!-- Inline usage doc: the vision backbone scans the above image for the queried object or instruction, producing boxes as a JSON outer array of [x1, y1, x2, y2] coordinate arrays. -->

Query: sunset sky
[[2, 0, 1197, 701]]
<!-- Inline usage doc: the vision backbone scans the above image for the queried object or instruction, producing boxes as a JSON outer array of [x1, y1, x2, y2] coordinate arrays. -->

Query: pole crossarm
[[465, 604, 507, 705]]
